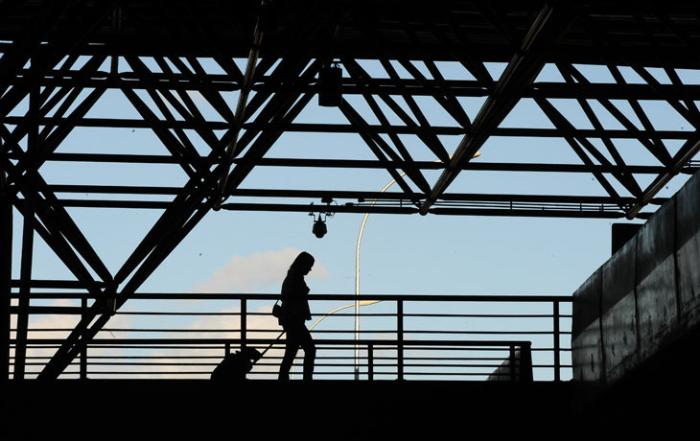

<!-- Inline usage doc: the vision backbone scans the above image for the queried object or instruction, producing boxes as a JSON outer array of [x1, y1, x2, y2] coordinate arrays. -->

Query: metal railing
[[8, 291, 573, 381]]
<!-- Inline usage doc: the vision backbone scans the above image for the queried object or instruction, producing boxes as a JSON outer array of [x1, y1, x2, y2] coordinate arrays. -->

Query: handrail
[[9, 291, 574, 302], [8, 292, 573, 381]]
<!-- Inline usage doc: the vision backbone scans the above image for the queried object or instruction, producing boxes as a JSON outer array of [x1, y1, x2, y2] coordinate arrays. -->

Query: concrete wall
[[571, 270, 604, 382], [572, 172, 700, 382]]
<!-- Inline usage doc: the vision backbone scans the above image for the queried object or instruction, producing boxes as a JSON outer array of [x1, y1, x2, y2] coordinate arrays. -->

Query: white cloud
[[12, 247, 331, 379], [126, 304, 287, 379], [191, 247, 329, 293], [11, 299, 133, 379]]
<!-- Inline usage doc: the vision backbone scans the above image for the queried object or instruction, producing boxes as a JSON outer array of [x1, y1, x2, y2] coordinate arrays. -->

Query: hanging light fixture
[[312, 214, 327, 238], [309, 197, 334, 238]]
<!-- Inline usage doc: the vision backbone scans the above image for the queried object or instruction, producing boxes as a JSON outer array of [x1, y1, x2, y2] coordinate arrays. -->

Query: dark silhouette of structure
[[0, 0, 699, 437], [278, 252, 316, 381], [2, 0, 699, 381], [487, 344, 534, 382]]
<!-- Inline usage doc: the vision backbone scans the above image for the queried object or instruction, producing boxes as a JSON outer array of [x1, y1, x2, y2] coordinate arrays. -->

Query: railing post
[[553, 300, 561, 382], [522, 342, 533, 382], [367, 343, 373, 381], [80, 297, 87, 380], [225, 342, 231, 356], [509, 345, 516, 382], [14, 187, 37, 379], [397, 300, 403, 381], [241, 298, 247, 351]]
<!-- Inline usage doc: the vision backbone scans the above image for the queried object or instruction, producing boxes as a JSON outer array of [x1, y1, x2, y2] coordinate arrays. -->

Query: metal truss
[[1, 0, 699, 378]]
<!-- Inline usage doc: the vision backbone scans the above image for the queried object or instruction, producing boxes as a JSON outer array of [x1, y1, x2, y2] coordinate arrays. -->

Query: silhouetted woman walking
[[278, 251, 316, 381]]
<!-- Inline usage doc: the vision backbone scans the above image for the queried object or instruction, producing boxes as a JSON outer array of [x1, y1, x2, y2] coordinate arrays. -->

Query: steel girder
[[0, 0, 698, 378]]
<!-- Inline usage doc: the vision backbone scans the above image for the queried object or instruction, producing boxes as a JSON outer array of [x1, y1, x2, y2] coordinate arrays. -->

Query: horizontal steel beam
[[13, 338, 536, 347], [230, 158, 695, 174], [9, 306, 84, 315], [1, 116, 696, 139], [36, 198, 652, 219], [38, 186, 669, 205], [3, 41, 700, 69], [8, 71, 490, 96], [10, 279, 106, 289], [7, 292, 574, 302], [427, 207, 650, 219], [221, 203, 643, 219], [9, 153, 698, 175], [10, 71, 700, 100]]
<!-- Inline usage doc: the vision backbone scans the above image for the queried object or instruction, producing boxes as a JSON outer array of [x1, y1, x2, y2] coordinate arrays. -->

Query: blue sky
[[7, 57, 698, 380]]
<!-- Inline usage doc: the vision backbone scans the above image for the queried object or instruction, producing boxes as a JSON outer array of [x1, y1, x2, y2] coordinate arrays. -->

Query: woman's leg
[[278, 326, 299, 381], [298, 324, 316, 381]]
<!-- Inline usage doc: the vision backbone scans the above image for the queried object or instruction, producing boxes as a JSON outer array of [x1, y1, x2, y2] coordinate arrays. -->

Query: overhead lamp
[[309, 197, 335, 238], [312, 215, 327, 238], [318, 62, 343, 107]]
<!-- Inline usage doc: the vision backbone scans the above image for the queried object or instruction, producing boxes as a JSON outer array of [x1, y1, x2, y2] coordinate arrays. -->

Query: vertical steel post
[[522, 342, 533, 382], [13, 213, 34, 380], [241, 298, 247, 351], [13, 66, 39, 380], [553, 300, 561, 382], [80, 297, 87, 380], [397, 300, 404, 381], [0, 170, 11, 382], [509, 345, 516, 382], [367, 343, 374, 381]]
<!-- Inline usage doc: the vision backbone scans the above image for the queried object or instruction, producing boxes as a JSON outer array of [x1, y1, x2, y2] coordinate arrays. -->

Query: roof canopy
[[1, 0, 699, 378]]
